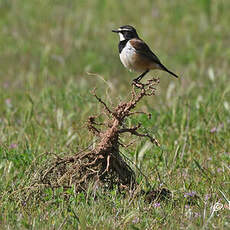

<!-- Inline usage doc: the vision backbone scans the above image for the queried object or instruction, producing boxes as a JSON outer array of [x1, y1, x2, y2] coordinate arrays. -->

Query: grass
[[0, 0, 230, 229]]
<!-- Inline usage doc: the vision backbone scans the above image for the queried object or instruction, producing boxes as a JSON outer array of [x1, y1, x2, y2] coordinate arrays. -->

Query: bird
[[112, 25, 179, 82]]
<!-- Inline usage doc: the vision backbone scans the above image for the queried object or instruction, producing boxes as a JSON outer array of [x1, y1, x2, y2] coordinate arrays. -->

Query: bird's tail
[[160, 64, 179, 78]]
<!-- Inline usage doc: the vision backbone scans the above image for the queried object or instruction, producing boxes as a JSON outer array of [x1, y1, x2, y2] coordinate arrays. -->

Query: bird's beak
[[112, 29, 120, 33]]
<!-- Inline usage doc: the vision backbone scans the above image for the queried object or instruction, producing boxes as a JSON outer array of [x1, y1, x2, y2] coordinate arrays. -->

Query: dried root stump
[[24, 78, 161, 198]]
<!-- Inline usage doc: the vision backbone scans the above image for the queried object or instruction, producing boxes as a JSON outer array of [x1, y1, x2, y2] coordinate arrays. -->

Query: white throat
[[119, 32, 125, 41]]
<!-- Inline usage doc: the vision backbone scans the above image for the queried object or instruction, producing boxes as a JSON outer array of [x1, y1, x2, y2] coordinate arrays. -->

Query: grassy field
[[1, 0, 230, 229]]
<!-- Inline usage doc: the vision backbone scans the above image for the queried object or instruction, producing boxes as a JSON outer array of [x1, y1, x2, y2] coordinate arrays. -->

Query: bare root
[[20, 77, 160, 200]]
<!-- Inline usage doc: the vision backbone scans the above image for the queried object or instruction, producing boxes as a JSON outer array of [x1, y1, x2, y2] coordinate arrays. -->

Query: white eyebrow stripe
[[118, 28, 131, 32]]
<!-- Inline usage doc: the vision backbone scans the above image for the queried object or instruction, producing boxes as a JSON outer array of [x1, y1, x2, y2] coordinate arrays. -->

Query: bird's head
[[112, 25, 139, 41]]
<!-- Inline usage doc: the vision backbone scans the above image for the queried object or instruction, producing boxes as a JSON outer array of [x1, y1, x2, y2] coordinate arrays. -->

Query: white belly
[[119, 41, 138, 72]]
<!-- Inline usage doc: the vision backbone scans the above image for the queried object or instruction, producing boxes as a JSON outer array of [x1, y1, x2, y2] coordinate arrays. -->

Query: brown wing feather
[[129, 38, 162, 66], [129, 38, 179, 78]]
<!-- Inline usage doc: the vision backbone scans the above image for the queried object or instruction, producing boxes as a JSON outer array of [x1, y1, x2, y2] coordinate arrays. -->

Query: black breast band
[[118, 40, 129, 53]]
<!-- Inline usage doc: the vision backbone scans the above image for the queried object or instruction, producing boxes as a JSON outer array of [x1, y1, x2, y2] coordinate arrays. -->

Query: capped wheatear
[[112, 25, 179, 82]]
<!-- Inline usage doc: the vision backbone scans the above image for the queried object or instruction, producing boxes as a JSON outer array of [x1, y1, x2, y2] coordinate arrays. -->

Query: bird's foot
[[132, 76, 142, 83], [132, 78, 144, 89], [132, 70, 149, 84], [132, 78, 140, 84]]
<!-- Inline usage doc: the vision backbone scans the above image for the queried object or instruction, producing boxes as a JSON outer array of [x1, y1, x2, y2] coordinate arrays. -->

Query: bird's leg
[[133, 70, 149, 82]]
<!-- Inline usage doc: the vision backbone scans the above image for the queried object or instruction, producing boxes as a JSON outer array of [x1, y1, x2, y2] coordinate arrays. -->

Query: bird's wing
[[129, 38, 162, 65], [130, 38, 179, 78]]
